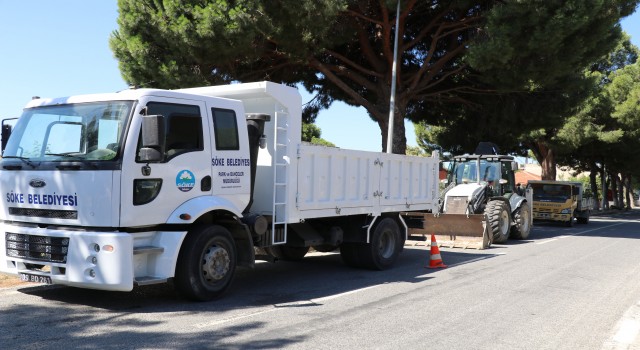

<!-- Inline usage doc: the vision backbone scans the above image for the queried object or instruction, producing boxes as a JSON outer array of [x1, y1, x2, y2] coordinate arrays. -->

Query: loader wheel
[[266, 245, 310, 261], [485, 200, 510, 243], [510, 202, 531, 239], [174, 225, 237, 301], [358, 217, 402, 270]]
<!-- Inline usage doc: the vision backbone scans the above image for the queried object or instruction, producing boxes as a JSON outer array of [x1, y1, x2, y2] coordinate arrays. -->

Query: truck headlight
[[133, 179, 163, 205], [560, 208, 571, 214]]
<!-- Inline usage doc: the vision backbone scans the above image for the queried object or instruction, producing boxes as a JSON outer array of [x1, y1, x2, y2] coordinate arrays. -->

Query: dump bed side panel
[[294, 145, 439, 221]]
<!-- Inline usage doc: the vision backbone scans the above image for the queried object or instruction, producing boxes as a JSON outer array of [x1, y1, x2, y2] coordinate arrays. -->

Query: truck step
[[134, 276, 168, 286], [133, 246, 165, 255]]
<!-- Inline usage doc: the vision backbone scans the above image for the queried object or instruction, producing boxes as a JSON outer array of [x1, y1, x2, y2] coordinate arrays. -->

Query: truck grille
[[5, 233, 69, 263], [9, 207, 77, 220]]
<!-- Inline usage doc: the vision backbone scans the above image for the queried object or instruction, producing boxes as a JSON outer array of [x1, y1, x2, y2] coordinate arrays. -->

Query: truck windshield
[[3, 101, 133, 161], [531, 184, 571, 202]]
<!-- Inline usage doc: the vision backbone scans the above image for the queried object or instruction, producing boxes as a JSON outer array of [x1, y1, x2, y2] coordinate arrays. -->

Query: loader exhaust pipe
[[244, 113, 270, 213]]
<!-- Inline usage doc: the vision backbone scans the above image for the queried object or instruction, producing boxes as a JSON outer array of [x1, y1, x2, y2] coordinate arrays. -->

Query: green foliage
[[301, 123, 335, 147], [309, 137, 336, 147], [405, 145, 426, 157], [111, 0, 639, 157]]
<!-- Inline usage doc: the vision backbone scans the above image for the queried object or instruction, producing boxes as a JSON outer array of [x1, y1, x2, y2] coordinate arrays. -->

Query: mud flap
[[406, 213, 490, 250]]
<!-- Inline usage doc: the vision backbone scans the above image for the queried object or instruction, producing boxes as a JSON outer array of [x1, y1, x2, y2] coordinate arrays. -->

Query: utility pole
[[386, 0, 401, 154]]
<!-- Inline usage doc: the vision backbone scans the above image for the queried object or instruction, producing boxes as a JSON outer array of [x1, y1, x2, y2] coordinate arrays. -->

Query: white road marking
[[193, 285, 381, 329], [194, 308, 277, 329], [536, 222, 627, 245], [603, 300, 640, 349]]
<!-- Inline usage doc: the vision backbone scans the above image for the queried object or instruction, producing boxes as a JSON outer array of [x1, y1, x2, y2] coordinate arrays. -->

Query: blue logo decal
[[176, 170, 196, 192]]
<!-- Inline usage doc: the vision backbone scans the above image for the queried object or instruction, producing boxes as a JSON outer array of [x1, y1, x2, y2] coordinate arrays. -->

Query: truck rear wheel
[[265, 246, 309, 261], [358, 217, 402, 270], [175, 225, 237, 301], [340, 243, 362, 268], [510, 202, 531, 239], [577, 211, 590, 224], [485, 200, 510, 243]]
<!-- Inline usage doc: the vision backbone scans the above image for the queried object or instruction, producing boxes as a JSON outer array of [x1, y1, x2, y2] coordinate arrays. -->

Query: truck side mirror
[[511, 161, 518, 171], [1, 123, 12, 152], [1, 118, 17, 152], [139, 115, 165, 162]]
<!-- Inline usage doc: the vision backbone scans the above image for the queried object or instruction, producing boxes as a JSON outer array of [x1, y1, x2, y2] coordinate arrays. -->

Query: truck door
[[120, 98, 212, 227]]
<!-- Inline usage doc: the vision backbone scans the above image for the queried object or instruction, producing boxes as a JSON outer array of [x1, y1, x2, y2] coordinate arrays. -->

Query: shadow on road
[[1, 243, 503, 349], [13, 210, 638, 348]]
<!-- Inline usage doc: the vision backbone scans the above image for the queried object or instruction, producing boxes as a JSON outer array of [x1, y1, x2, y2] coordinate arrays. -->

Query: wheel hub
[[202, 246, 230, 281], [378, 231, 395, 259]]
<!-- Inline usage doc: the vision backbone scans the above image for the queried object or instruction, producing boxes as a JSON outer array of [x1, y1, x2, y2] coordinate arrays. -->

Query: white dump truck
[[0, 82, 439, 300]]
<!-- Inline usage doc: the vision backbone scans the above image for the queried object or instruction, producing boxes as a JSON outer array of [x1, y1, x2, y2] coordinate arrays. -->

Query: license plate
[[19, 273, 52, 284]]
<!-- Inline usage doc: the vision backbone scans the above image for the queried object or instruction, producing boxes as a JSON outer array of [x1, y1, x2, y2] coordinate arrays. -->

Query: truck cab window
[[212, 108, 239, 151], [140, 102, 203, 162]]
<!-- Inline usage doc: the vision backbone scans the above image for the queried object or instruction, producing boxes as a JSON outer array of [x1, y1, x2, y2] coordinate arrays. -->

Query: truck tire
[[340, 243, 362, 268], [485, 200, 510, 243], [357, 217, 402, 270], [510, 202, 531, 239], [313, 244, 338, 253], [174, 225, 237, 301], [577, 211, 590, 224], [265, 246, 310, 261], [565, 215, 575, 227]]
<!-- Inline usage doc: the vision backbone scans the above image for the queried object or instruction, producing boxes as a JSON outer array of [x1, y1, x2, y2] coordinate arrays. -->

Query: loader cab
[[448, 155, 518, 197]]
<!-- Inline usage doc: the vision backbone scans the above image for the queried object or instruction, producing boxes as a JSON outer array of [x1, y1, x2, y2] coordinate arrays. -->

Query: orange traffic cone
[[426, 234, 447, 269]]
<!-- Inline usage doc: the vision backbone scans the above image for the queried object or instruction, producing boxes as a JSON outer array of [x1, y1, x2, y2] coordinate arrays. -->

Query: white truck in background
[[0, 82, 440, 301]]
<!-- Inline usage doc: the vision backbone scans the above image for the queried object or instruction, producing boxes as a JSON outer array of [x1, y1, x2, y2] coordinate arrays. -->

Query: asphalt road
[[2, 210, 640, 349]]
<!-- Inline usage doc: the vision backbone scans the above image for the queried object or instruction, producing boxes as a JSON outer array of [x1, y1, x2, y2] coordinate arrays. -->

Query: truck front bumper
[[0, 223, 134, 291], [532, 212, 571, 222]]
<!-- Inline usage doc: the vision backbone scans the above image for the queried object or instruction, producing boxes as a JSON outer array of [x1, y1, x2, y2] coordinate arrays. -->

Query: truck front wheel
[[175, 225, 237, 301]]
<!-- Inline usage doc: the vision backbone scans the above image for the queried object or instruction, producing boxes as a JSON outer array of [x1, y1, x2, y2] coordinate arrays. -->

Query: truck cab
[[0, 88, 253, 293]]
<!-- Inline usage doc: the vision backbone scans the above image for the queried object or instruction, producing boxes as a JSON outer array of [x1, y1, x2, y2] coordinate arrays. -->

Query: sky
[[0, 1, 639, 152]]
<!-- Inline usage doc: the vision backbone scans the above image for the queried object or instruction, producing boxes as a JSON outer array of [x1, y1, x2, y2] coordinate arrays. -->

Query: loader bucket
[[405, 213, 490, 250]]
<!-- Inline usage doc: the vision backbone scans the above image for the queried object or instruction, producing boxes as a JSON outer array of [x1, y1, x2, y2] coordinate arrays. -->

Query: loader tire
[[485, 200, 510, 243], [510, 202, 531, 239]]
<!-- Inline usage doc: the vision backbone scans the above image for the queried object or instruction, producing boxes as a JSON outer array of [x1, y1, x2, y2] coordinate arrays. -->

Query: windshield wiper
[[45, 152, 85, 160], [2, 155, 38, 168]]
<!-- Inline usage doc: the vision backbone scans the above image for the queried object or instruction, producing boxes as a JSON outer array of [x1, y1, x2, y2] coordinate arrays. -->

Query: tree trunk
[[610, 171, 619, 208], [589, 161, 600, 210], [601, 165, 609, 210], [378, 105, 407, 154], [617, 174, 624, 209], [624, 174, 632, 210], [528, 140, 556, 180]]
